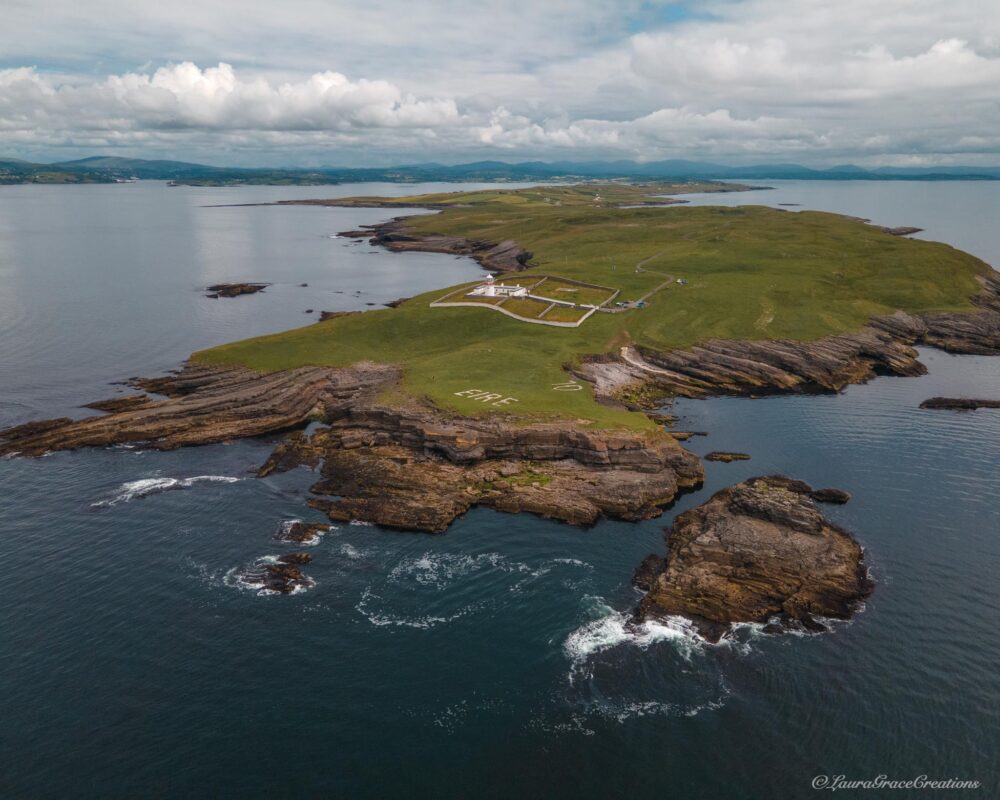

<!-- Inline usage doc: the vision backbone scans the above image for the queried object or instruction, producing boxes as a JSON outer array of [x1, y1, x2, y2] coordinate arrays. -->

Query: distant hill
[[2, 155, 1000, 185]]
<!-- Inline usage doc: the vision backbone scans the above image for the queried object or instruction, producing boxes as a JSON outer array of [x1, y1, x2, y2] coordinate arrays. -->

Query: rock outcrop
[[274, 520, 332, 544], [919, 397, 1000, 410], [234, 552, 315, 594], [634, 476, 872, 641], [704, 451, 750, 462], [205, 282, 270, 298], [0, 363, 398, 456], [274, 405, 703, 532]]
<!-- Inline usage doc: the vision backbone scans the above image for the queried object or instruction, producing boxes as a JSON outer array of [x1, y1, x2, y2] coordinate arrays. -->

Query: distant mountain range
[[3, 155, 1000, 185]]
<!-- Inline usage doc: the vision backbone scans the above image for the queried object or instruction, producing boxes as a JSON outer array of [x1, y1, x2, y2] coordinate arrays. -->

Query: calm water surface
[[1, 181, 998, 798]]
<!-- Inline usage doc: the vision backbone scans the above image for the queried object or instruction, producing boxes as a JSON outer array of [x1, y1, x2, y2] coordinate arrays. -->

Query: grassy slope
[[195, 184, 991, 430]]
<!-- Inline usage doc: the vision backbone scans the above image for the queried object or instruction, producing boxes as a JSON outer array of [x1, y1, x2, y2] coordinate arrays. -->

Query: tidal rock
[[274, 520, 332, 544], [235, 552, 314, 594], [83, 395, 153, 413], [705, 451, 751, 462], [809, 487, 852, 504], [919, 397, 1000, 410], [635, 475, 871, 641], [205, 282, 270, 298]]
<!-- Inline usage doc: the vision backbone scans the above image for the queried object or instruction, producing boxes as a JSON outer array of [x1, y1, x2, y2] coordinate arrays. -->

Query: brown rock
[[635, 476, 871, 641], [809, 487, 852, 504], [205, 282, 270, 298], [704, 451, 751, 462], [83, 395, 153, 413], [274, 520, 332, 544], [919, 397, 1000, 410]]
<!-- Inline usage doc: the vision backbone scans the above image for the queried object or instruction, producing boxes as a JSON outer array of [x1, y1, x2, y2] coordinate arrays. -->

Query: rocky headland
[[339, 217, 534, 273], [633, 476, 872, 641], [0, 362, 703, 533], [580, 272, 1000, 401]]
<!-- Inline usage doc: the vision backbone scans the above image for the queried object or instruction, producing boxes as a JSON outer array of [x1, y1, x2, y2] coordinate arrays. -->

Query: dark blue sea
[[1, 181, 998, 798]]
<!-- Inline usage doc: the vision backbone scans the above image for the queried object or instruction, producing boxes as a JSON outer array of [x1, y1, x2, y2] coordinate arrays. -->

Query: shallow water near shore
[[2, 181, 999, 797]]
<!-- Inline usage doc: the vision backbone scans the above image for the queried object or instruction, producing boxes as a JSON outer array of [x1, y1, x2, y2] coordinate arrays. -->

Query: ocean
[[1, 180, 997, 798]]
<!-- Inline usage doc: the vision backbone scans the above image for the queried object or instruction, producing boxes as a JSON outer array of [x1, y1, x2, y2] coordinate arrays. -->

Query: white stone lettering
[[455, 388, 520, 407]]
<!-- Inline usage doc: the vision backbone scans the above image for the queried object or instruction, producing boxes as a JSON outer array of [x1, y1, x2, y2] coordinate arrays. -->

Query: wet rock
[[205, 282, 270, 298], [632, 554, 664, 591], [919, 397, 1000, 410], [635, 475, 871, 641], [383, 297, 410, 308], [809, 487, 852, 504], [235, 553, 314, 594], [274, 520, 332, 544], [83, 395, 153, 413], [277, 552, 312, 565], [879, 226, 923, 236], [705, 451, 751, 462]]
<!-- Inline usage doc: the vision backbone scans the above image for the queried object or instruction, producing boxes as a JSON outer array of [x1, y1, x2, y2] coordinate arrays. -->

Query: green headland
[[194, 182, 992, 430]]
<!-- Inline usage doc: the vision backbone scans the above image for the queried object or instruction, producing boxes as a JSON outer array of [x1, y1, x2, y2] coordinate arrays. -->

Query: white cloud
[[2, 0, 1000, 165]]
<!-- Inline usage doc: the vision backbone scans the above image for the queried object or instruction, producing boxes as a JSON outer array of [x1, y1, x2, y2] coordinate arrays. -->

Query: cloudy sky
[[3, 0, 999, 166]]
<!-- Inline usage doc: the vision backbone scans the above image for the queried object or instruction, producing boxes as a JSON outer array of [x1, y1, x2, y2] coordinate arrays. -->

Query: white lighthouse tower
[[483, 274, 496, 297]]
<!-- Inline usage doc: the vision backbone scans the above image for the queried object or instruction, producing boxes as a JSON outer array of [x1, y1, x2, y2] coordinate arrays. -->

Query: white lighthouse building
[[469, 274, 527, 298]]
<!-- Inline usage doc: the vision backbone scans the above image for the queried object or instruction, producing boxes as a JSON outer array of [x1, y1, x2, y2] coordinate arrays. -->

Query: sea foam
[[92, 475, 240, 507]]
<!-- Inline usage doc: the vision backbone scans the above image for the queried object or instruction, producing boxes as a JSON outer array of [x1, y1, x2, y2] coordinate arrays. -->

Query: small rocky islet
[[919, 397, 1000, 410], [633, 476, 871, 642], [204, 282, 270, 298]]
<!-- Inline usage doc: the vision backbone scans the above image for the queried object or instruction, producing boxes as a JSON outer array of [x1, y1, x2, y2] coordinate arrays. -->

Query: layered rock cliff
[[579, 273, 1000, 400], [0, 362, 703, 533]]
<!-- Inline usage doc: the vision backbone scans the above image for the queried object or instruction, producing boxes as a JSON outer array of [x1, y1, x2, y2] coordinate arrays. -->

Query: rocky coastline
[[339, 217, 534, 273], [0, 362, 703, 532], [579, 272, 1000, 401], [633, 476, 872, 641], [3, 270, 998, 534]]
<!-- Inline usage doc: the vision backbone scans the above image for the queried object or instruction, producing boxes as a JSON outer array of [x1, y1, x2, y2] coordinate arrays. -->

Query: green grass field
[[196, 183, 992, 430], [532, 278, 616, 307]]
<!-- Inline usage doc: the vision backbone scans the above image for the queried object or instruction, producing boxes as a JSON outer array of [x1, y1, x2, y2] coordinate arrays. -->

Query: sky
[[2, 0, 999, 167]]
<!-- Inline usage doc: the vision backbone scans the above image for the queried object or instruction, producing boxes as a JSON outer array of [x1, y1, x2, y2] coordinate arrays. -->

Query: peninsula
[[2, 181, 999, 536]]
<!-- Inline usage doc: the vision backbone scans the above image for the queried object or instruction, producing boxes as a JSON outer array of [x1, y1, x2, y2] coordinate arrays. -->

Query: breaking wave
[[563, 598, 706, 677], [92, 475, 239, 507]]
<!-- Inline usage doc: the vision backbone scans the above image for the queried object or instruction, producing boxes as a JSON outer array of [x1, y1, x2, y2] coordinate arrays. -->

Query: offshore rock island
[[633, 476, 872, 642], [3, 181, 999, 629]]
